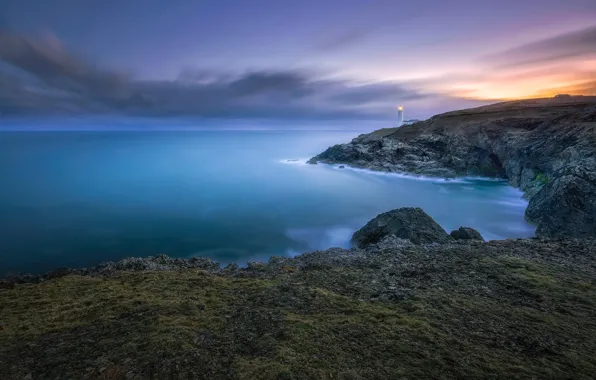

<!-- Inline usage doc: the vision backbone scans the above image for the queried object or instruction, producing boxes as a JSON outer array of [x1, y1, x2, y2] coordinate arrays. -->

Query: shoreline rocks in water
[[2, 207, 454, 284], [308, 96, 596, 238]]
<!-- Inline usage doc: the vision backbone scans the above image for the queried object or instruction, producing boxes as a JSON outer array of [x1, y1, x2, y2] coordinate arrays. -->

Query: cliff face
[[309, 96, 596, 238]]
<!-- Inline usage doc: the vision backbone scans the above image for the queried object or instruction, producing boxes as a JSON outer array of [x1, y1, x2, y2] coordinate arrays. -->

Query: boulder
[[374, 235, 414, 250], [450, 227, 484, 241], [351, 207, 452, 248], [526, 162, 596, 238]]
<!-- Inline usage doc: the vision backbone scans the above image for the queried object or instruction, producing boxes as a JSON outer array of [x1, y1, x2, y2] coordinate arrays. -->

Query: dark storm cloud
[[484, 25, 596, 68], [227, 71, 313, 97], [0, 29, 432, 119], [0, 29, 127, 93], [330, 82, 430, 104]]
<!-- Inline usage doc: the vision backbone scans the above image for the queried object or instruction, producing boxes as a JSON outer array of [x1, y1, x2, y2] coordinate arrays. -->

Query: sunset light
[[1, 1, 596, 378]]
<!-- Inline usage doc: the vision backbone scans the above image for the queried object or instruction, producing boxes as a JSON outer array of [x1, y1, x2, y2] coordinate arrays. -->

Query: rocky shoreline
[[0, 207, 506, 288], [2, 208, 596, 378], [308, 96, 596, 238]]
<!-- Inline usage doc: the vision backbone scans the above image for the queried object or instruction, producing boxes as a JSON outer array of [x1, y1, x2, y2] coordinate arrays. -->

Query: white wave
[[279, 158, 309, 165], [496, 198, 529, 209], [286, 225, 354, 250], [285, 248, 302, 258], [279, 158, 513, 186], [456, 176, 509, 183], [186, 247, 248, 258], [317, 163, 472, 184], [325, 163, 514, 185], [325, 227, 355, 247]]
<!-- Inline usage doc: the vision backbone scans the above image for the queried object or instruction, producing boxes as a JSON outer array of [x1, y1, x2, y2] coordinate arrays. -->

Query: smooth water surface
[[0, 130, 535, 274]]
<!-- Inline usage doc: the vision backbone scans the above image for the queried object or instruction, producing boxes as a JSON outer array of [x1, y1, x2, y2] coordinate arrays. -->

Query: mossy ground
[[1, 244, 596, 379]]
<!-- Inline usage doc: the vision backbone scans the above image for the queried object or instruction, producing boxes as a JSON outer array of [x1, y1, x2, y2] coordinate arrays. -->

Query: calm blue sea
[[0, 128, 535, 274]]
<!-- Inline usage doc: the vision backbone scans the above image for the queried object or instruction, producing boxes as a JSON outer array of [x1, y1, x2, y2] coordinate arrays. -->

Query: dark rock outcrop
[[351, 207, 452, 248], [525, 161, 596, 238], [3, 254, 221, 285], [0, 280, 15, 290], [450, 227, 484, 241], [309, 96, 596, 238]]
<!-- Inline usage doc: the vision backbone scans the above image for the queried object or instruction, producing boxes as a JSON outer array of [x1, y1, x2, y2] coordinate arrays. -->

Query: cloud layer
[[424, 25, 596, 99], [484, 25, 596, 68], [0, 29, 433, 119], [1, 24, 595, 119]]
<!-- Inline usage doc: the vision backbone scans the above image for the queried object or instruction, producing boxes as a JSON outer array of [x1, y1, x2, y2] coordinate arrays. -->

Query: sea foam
[[313, 162, 509, 185]]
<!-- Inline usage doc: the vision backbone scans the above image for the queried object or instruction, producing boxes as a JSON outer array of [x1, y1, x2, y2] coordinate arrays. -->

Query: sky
[[0, 0, 595, 121]]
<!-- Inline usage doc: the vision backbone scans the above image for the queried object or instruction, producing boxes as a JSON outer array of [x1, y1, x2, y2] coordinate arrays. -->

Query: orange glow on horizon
[[452, 79, 595, 101], [406, 56, 596, 102]]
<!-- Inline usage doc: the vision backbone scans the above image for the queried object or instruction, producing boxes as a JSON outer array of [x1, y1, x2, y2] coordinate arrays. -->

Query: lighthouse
[[397, 105, 404, 125]]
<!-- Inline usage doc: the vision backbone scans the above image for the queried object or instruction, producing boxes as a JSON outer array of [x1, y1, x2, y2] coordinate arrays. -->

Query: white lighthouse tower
[[397, 105, 404, 125]]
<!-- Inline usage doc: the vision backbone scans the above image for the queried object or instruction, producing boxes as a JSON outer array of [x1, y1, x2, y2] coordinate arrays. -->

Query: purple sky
[[0, 0, 595, 120]]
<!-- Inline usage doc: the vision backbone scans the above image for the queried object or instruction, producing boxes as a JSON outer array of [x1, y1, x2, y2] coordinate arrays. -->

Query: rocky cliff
[[309, 96, 596, 238]]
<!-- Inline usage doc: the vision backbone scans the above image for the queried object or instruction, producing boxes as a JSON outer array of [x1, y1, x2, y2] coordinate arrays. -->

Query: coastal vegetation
[[535, 172, 549, 186], [2, 231, 595, 379]]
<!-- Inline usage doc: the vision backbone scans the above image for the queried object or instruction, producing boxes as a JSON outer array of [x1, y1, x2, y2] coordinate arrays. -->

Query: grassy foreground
[[1, 241, 596, 379]]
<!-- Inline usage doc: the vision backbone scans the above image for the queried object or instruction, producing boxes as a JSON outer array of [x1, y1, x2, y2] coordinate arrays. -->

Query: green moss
[[535, 171, 549, 185], [2, 258, 596, 379]]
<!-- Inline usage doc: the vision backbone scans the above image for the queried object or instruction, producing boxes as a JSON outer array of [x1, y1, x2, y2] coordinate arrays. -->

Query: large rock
[[450, 227, 484, 241], [351, 207, 452, 248], [526, 162, 596, 238]]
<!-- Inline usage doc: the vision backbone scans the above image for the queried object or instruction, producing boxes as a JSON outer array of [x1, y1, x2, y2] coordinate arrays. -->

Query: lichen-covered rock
[[526, 162, 596, 238], [450, 227, 485, 241], [373, 235, 414, 250], [94, 254, 220, 273], [351, 207, 452, 248], [222, 263, 240, 274]]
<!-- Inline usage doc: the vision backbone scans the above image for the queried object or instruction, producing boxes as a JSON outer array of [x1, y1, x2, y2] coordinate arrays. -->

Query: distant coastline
[[309, 96, 596, 239]]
